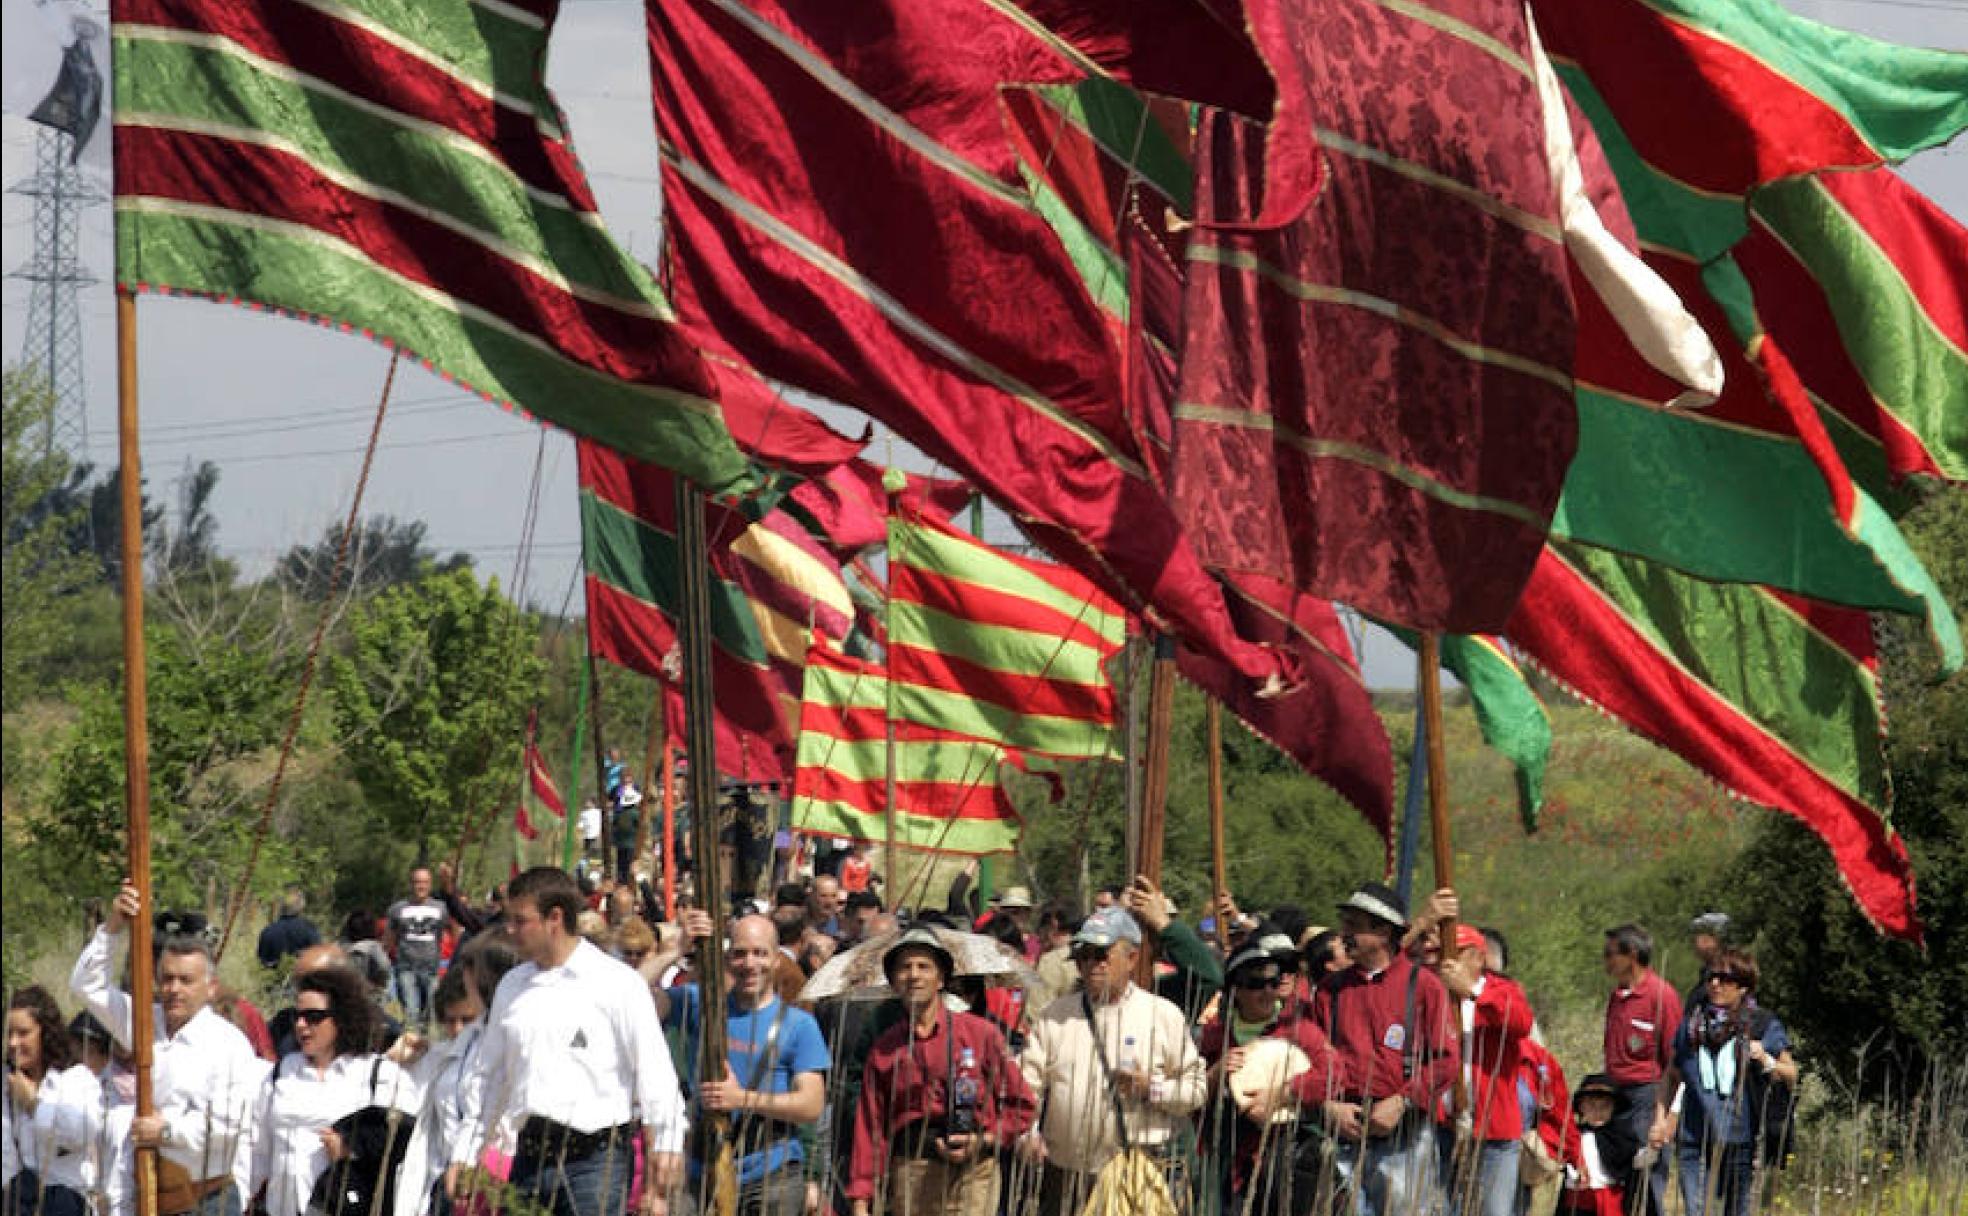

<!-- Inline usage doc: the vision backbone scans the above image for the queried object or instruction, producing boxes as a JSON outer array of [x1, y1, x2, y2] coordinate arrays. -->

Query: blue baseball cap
[[1072, 906, 1142, 949]]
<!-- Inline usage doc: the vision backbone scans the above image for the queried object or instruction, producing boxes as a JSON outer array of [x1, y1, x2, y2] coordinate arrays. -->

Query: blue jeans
[[392, 965, 437, 1027], [1439, 1135, 1521, 1216], [1676, 1140, 1756, 1216], [1333, 1121, 1438, 1216], [510, 1147, 634, 1216]]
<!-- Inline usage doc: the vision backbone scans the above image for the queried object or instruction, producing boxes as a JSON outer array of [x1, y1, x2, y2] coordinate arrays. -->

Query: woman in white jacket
[[392, 941, 517, 1216], [3, 987, 102, 1216], [250, 967, 415, 1216]]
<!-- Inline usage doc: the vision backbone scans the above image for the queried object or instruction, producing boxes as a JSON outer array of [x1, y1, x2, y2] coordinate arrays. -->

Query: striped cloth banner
[[789, 645, 1021, 856], [887, 505, 1128, 762], [524, 737, 565, 818], [112, 0, 750, 493]]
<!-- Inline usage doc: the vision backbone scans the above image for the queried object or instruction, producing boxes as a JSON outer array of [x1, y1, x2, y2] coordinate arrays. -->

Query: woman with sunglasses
[[250, 966, 413, 1216], [1197, 929, 1335, 1216], [1654, 949, 1796, 1216], [4, 987, 100, 1216]]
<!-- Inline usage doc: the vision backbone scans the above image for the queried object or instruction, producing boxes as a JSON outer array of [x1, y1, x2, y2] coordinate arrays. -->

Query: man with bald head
[[664, 914, 831, 1216]]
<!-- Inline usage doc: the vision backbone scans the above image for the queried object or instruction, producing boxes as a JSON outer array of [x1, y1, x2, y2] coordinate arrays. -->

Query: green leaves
[[327, 566, 545, 858]]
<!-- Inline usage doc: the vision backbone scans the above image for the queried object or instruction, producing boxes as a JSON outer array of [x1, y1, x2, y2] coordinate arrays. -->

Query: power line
[[83, 396, 495, 452], [138, 428, 541, 468]]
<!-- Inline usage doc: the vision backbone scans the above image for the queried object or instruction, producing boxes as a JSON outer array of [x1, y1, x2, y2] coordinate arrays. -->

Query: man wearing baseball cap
[[1312, 882, 1457, 1216], [1437, 923, 1536, 1216], [1017, 906, 1205, 1216], [845, 929, 1034, 1216]]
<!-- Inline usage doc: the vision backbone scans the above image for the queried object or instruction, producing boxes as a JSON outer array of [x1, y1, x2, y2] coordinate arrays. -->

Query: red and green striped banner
[[788, 645, 1021, 855], [887, 505, 1128, 762], [579, 440, 855, 781], [111, 0, 753, 494], [1507, 541, 1914, 939]]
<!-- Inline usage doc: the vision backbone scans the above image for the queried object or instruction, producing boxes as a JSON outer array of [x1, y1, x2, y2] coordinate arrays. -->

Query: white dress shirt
[[456, 939, 685, 1166], [90, 1067, 138, 1216], [250, 1052, 415, 1216], [69, 926, 270, 1192], [2, 1064, 104, 1194]]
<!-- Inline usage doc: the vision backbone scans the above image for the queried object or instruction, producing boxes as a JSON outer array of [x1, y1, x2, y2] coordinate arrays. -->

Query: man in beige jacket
[[1015, 908, 1205, 1216]]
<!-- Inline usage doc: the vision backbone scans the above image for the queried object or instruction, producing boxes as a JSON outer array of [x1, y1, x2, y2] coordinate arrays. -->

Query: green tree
[[277, 515, 472, 600], [2, 371, 94, 713], [1715, 487, 1968, 1095], [328, 567, 545, 860], [32, 626, 307, 922]]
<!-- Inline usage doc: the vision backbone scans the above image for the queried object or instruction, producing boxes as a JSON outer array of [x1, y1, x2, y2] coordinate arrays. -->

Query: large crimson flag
[[112, 0, 751, 493], [647, 0, 1292, 688], [1170, 0, 1579, 634]]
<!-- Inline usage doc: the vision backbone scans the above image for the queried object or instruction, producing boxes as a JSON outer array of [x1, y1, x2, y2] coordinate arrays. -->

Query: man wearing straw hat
[[1016, 906, 1206, 1216], [844, 928, 1034, 1216], [1314, 883, 1457, 1216]]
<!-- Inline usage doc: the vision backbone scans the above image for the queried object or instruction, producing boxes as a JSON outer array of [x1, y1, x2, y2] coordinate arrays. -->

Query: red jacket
[[1518, 1038, 1573, 1164], [1311, 954, 1457, 1109], [846, 1009, 1035, 1200], [1197, 1010, 1336, 1192], [1442, 973, 1535, 1141]]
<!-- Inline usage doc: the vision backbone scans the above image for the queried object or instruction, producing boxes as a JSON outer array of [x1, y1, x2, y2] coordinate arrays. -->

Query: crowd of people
[[3, 858, 1799, 1216]]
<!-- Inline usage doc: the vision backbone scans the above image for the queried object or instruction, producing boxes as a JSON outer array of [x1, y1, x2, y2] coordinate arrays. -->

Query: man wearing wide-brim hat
[[1015, 907, 1206, 1216], [845, 929, 1035, 1216], [1311, 882, 1457, 1216]]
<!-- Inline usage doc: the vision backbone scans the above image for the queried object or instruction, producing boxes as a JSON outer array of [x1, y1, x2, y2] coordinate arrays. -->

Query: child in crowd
[[1561, 1075, 1638, 1215]]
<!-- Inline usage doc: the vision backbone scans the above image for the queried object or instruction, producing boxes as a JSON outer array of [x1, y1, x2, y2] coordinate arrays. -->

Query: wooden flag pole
[[563, 659, 589, 871], [1133, 634, 1177, 987], [1206, 700, 1229, 953], [660, 731, 678, 921], [884, 716, 899, 896], [638, 686, 662, 885], [1417, 634, 1456, 945], [114, 288, 159, 1216], [586, 648, 610, 842], [675, 479, 730, 1196]]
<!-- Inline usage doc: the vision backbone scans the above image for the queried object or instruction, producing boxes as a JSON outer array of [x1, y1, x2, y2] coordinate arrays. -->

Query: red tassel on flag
[[514, 803, 540, 841]]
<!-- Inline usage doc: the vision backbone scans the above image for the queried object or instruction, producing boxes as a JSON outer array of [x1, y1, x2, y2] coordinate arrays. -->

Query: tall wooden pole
[[661, 731, 678, 921], [675, 479, 729, 1197], [1206, 700, 1229, 953], [638, 687, 662, 886], [1417, 634, 1456, 946], [115, 288, 159, 1216], [563, 658, 589, 871], [1132, 634, 1177, 986], [587, 647, 610, 821], [884, 716, 898, 895]]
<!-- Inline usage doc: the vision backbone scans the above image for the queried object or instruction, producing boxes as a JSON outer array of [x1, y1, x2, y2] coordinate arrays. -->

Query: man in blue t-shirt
[[662, 913, 830, 1216]]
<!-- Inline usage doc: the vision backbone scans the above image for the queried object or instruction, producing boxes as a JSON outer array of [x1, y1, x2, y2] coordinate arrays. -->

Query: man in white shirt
[[1016, 907, 1206, 1216], [449, 867, 685, 1216], [69, 883, 268, 1216]]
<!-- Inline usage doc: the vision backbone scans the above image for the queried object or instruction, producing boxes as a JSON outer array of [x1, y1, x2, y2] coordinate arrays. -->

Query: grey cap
[[1689, 911, 1732, 938], [1072, 906, 1142, 949]]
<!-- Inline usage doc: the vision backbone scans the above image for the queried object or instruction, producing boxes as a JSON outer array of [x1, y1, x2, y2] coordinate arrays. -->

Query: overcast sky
[[2, 0, 1962, 687]]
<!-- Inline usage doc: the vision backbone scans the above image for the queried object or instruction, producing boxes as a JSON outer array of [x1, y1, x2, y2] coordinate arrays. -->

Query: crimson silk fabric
[[1172, 0, 1579, 634], [648, 0, 1289, 685]]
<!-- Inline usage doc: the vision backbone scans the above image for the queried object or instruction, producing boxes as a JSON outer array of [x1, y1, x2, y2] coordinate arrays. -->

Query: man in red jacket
[[1438, 924, 1536, 1216], [1313, 882, 1457, 1216], [1600, 924, 1679, 1216]]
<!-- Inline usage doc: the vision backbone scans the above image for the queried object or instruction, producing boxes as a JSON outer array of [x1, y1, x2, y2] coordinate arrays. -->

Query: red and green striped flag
[[886, 504, 1128, 763], [579, 440, 856, 781], [111, 0, 751, 493], [524, 737, 565, 819], [789, 645, 1022, 855]]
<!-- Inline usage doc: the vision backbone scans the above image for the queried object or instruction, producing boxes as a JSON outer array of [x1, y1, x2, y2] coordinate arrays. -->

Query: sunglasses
[[295, 1009, 335, 1026], [1236, 974, 1285, 991], [1708, 973, 1746, 986]]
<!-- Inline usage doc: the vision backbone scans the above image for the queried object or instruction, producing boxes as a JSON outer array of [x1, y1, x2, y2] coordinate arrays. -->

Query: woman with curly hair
[[3, 986, 99, 1216], [250, 967, 413, 1216]]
